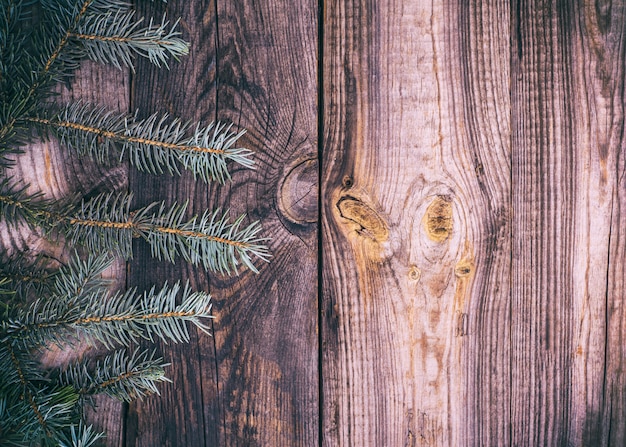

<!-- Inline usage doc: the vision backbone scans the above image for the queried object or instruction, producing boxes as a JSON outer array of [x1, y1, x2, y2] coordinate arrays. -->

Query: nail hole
[[342, 176, 354, 188]]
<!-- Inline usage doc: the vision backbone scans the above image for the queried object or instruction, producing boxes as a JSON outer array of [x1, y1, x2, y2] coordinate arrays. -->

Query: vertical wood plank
[[511, 1, 626, 445], [125, 0, 319, 445], [125, 1, 219, 446], [511, 3, 575, 443], [212, 0, 319, 445], [321, 0, 511, 445], [567, 4, 626, 443], [445, 2, 512, 445]]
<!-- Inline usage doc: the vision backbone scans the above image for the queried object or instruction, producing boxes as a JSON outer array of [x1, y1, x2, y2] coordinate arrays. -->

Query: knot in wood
[[424, 195, 453, 242], [408, 265, 421, 281], [336, 196, 389, 242], [277, 158, 318, 225], [454, 259, 473, 277]]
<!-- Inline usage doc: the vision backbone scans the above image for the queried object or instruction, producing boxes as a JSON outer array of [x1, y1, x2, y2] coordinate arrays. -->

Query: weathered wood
[[322, 0, 626, 446], [445, 2, 512, 445], [5, 1, 626, 445], [125, 0, 318, 445], [511, 1, 626, 445], [321, 1, 488, 444], [210, 0, 319, 445]]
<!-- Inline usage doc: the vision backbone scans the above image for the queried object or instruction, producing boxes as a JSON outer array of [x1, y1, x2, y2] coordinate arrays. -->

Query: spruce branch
[[0, 177, 56, 230], [71, 10, 189, 70], [26, 102, 255, 183], [61, 349, 170, 403], [1, 0, 188, 158], [0, 185, 269, 274], [0, 252, 57, 301], [69, 192, 270, 273], [0, 341, 79, 444], [2, 280, 213, 349], [54, 251, 114, 300], [57, 422, 105, 447], [1, 1, 270, 443]]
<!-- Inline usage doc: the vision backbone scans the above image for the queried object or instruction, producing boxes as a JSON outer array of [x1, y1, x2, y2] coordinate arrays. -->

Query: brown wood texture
[[4, 0, 626, 445], [511, 2, 626, 445], [321, 0, 625, 446], [124, 1, 318, 446]]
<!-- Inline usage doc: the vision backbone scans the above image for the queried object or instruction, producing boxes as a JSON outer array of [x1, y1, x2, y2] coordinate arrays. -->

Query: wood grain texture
[[511, 1, 626, 445], [125, 0, 318, 445], [211, 0, 319, 445], [321, 1, 487, 444], [4, 1, 626, 445], [322, 0, 626, 446]]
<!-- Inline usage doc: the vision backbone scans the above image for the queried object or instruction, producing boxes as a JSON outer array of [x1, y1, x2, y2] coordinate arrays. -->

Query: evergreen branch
[[27, 0, 94, 98], [53, 251, 113, 300], [0, 185, 269, 273], [0, 394, 33, 446], [57, 422, 105, 447], [61, 349, 170, 402], [0, 342, 78, 443], [0, 252, 56, 301], [27, 102, 255, 183], [67, 192, 270, 273], [70, 10, 189, 70], [0, 177, 55, 230], [2, 280, 213, 349]]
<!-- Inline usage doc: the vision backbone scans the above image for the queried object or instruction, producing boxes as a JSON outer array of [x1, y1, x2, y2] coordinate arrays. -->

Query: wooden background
[[8, 0, 626, 445]]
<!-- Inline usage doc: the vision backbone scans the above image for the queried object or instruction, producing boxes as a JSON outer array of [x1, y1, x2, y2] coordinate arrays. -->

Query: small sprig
[[2, 280, 213, 349], [27, 102, 255, 183], [61, 349, 170, 403], [72, 10, 189, 70]]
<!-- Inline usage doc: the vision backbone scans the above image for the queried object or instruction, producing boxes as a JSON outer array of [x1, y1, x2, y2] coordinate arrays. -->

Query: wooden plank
[[124, 1, 220, 445], [211, 0, 319, 445], [321, 0, 511, 445], [444, 2, 512, 445], [125, 0, 319, 445], [511, 1, 626, 445], [3, 58, 130, 446], [566, 5, 626, 443]]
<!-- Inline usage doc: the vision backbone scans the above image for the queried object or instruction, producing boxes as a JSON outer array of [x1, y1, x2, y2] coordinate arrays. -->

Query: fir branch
[[26, 102, 255, 183], [53, 251, 113, 300], [0, 252, 56, 301], [2, 280, 213, 349], [57, 422, 105, 447], [70, 10, 189, 70], [27, 0, 95, 98], [61, 349, 170, 402], [0, 177, 55, 230], [67, 192, 270, 274], [0, 185, 269, 273], [0, 341, 79, 443]]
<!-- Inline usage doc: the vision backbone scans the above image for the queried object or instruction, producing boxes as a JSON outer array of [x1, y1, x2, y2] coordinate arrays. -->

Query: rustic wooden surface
[[4, 0, 626, 445], [124, 0, 319, 446], [322, 0, 625, 446]]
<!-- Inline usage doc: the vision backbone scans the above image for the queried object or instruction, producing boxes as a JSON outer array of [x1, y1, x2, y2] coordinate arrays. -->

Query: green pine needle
[[2, 279, 213, 349], [27, 102, 255, 183], [61, 349, 170, 402]]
